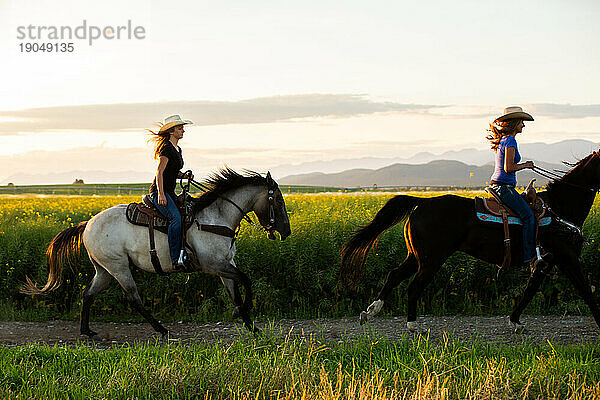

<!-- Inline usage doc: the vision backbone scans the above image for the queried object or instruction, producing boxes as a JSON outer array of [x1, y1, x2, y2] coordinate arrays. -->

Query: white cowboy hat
[[494, 106, 534, 122], [158, 114, 193, 133]]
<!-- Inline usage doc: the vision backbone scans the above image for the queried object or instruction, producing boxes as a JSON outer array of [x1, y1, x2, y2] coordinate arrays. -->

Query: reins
[[532, 165, 562, 180], [184, 174, 275, 237], [530, 161, 599, 239], [532, 166, 599, 193]]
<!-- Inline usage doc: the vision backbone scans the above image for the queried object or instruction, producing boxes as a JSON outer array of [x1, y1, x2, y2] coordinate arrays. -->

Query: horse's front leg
[[559, 261, 600, 329], [216, 261, 259, 334], [509, 267, 548, 332]]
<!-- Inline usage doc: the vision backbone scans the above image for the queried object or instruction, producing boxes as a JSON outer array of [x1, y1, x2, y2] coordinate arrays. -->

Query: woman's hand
[[158, 193, 167, 206], [177, 171, 193, 180], [523, 161, 534, 170]]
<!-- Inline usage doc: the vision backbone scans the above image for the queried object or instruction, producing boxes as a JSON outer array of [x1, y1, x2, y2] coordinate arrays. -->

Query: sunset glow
[[1, 0, 599, 184]]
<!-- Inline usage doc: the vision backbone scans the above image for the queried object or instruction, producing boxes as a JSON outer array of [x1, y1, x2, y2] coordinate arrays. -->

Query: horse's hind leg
[[378, 253, 418, 300], [81, 257, 113, 337], [110, 266, 169, 337], [406, 263, 441, 333], [360, 254, 418, 324]]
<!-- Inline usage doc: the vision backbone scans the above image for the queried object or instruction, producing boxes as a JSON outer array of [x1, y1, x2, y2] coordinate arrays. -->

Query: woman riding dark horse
[[487, 106, 541, 270], [148, 114, 194, 269], [341, 112, 600, 333]]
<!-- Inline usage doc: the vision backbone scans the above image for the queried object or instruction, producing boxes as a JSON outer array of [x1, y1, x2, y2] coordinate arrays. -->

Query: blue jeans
[[150, 192, 182, 264], [492, 184, 536, 263]]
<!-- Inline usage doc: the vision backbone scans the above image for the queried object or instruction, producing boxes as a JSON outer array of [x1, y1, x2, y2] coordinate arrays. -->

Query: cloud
[[0, 94, 444, 135], [527, 104, 600, 119], [410, 104, 600, 120], [350, 139, 438, 146], [2, 98, 599, 136]]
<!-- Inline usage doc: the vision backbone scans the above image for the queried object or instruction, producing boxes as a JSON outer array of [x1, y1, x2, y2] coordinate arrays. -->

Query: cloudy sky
[[1, 0, 599, 183]]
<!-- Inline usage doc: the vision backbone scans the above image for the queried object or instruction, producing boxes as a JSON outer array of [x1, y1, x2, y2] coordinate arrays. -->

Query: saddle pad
[[126, 203, 169, 234], [476, 212, 551, 226]]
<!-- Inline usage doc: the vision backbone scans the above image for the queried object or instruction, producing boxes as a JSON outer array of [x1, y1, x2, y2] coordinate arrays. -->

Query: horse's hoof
[[509, 320, 526, 334], [359, 311, 368, 325], [232, 306, 240, 319]]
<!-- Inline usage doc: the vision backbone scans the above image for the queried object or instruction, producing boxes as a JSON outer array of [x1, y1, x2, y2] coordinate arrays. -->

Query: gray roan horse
[[21, 169, 291, 338]]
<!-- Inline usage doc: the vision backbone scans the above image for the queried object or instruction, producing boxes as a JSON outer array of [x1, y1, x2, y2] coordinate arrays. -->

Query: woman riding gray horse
[[148, 114, 194, 269], [22, 169, 291, 338]]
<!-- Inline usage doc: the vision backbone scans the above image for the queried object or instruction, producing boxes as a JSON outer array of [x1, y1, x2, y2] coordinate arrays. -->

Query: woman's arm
[[156, 156, 168, 205], [504, 147, 534, 173]]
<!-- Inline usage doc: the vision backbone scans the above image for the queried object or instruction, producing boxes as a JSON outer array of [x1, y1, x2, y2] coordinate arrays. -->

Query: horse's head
[[574, 150, 600, 187], [252, 172, 291, 241], [593, 150, 600, 183]]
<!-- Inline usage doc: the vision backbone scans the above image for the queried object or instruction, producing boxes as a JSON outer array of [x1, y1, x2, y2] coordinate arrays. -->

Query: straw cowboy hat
[[494, 106, 534, 122], [158, 114, 193, 133]]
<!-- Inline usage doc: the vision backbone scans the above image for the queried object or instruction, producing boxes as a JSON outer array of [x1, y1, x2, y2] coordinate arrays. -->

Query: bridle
[[531, 151, 600, 194], [531, 152, 600, 236], [183, 171, 279, 239]]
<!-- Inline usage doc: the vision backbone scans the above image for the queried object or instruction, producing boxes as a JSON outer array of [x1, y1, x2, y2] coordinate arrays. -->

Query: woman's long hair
[[485, 119, 522, 151], [147, 124, 175, 159]]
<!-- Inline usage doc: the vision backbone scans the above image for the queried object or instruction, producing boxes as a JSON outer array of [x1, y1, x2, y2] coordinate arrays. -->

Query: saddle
[[126, 193, 239, 275], [474, 180, 548, 270], [126, 193, 195, 275]]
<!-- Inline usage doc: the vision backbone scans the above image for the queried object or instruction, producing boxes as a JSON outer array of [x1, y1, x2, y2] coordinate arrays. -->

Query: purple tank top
[[490, 135, 520, 185]]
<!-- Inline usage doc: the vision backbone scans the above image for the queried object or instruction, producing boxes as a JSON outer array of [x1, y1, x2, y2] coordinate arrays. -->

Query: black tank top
[[149, 141, 184, 198]]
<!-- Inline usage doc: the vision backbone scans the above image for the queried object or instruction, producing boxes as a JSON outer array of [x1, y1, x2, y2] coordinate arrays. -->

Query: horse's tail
[[20, 221, 88, 295], [340, 195, 424, 290]]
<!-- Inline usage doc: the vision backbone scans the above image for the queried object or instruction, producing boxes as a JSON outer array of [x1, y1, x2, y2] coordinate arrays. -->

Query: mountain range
[[277, 140, 598, 187], [271, 139, 598, 177], [1, 139, 597, 186], [278, 159, 562, 187]]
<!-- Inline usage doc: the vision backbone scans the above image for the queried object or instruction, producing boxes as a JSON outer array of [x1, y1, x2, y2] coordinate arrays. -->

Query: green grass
[[1, 331, 599, 399], [1, 193, 599, 322], [0, 183, 373, 195]]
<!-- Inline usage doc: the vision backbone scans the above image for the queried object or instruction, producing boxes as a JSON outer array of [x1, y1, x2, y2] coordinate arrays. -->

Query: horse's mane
[[191, 167, 268, 213], [546, 152, 597, 192]]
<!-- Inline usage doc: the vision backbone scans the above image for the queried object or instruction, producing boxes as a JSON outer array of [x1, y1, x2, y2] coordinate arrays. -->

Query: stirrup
[[173, 249, 193, 272]]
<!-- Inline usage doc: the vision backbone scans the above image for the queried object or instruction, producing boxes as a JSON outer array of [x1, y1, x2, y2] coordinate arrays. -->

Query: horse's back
[[84, 204, 128, 234], [83, 205, 134, 256], [410, 194, 473, 219], [405, 194, 474, 251]]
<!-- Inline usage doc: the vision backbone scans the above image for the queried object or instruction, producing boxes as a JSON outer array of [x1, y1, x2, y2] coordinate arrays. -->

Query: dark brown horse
[[341, 151, 600, 333]]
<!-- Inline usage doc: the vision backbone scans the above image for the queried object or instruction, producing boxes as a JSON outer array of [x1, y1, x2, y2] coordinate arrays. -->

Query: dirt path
[[0, 316, 598, 348]]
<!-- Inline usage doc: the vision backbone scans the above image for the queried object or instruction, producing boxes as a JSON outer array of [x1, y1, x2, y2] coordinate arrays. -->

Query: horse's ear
[[266, 171, 273, 184]]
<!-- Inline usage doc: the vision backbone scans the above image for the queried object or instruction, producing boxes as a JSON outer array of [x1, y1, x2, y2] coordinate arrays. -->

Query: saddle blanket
[[126, 203, 169, 234], [476, 212, 551, 226]]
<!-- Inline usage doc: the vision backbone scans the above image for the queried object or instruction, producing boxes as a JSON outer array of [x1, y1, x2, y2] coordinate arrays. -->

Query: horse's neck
[[207, 185, 263, 228], [548, 170, 597, 226]]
